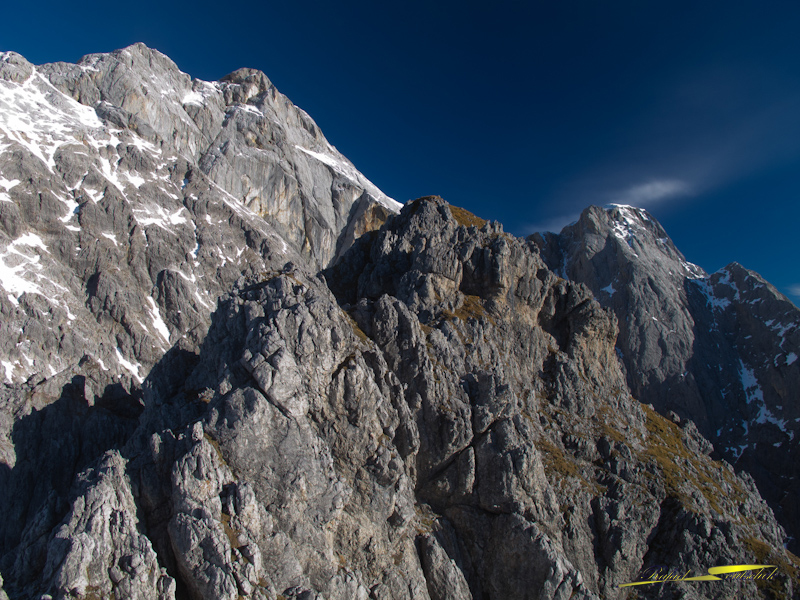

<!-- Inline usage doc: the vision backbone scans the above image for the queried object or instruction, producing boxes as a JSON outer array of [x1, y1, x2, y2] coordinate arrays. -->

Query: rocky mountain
[[0, 42, 397, 390], [533, 204, 800, 551], [0, 45, 799, 600]]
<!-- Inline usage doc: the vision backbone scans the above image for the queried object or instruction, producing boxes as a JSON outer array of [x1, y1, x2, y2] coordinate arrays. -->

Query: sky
[[2, 0, 799, 299]]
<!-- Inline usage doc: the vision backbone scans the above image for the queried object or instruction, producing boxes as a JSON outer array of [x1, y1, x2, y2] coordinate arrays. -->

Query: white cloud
[[522, 178, 693, 236], [788, 284, 800, 297], [523, 212, 581, 235], [611, 179, 693, 207]]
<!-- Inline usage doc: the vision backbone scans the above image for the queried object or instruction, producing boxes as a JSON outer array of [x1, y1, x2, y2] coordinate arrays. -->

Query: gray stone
[[533, 204, 800, 551]]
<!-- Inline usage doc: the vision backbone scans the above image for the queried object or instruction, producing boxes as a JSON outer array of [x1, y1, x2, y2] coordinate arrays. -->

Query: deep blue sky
[[3, 1, 800, 299]]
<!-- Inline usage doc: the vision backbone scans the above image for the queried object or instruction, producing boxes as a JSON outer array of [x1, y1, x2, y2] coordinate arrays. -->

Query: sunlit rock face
[[0, 43, 398, 391]]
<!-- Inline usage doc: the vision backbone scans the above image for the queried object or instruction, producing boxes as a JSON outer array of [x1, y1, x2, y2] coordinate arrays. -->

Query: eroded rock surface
[[533, 204, 800, 550], [0, 45, 398, 594]]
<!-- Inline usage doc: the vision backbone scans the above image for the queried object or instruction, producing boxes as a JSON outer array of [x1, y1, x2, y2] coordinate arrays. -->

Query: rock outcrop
[[533, 204, 800, 551]]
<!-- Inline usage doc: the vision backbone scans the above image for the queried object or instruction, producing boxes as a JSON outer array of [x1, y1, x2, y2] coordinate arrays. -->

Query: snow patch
[[0, 72, 103, 171], [58, 195, 80, 222], [0, 233, 49, 302], [146, 296, 171, 344], [772, 321, 795, 339], [693, 279, 731, 310], [115, 348, 143, 384], [736, 359, 788, 434], [169, 207, 187, 225], [681, 260, 705, 279], [0, 176, 20, 191], [236, 103, 263, 116], [738, 359, 763, 404], [716, 269, 740, 300], [1, 360, 15, 383], [728, 445, 748, 461], [606, 205, 645, 253], [294, 145, 401, 212], [176, 270, 197, 284], [134, 204, 189, 230], [124, 171, 146, 188], [182, 90, 205, 106], [97, 156, 124, 193], [14, 232, 48, 252], [194, 289, 212, 310], [82, 186, 104, 203]]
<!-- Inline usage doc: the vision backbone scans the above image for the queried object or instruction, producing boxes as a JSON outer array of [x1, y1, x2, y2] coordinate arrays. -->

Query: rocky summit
[[0, 45, 798, 600], [533, 204, 800, 553]]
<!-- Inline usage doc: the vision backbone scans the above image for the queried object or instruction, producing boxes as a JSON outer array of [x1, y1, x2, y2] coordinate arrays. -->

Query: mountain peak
[[0, 44, 397, 389], [534, 202, 800, 555]]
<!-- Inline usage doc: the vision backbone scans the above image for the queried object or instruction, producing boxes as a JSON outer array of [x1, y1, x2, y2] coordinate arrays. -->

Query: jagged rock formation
[[1, 196, 797, 599], [0, 43, 799, 600], [533, 204, 800, 550], [0, 43, 398, 388], [0, 43, 399, 493]]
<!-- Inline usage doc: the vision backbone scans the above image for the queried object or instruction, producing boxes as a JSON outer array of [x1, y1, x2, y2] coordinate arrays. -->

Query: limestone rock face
[[0, 41, 397, 389], [533, 204, 800, 551], [0, 44, 397, 586]]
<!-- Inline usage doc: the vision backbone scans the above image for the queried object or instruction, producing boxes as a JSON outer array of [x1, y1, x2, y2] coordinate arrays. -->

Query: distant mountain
[[0, 46, 798, 600], [533, 204, 800, 551]]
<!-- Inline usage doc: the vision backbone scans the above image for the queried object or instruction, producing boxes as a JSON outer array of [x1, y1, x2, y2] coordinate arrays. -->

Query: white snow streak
[[146, 296, 171, 344], [0, 71, 103, 170], [294, 145, 402, 212], [115, 348, 143, 384]]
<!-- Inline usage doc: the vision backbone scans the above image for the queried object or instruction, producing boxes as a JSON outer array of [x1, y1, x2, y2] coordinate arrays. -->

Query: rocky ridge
[[2, 197, 796, 599], [533, 204, 800, 551]]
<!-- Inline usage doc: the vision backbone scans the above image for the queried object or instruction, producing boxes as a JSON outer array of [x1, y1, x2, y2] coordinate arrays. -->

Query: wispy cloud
[[609, 178, 693, 207], [547, 87, 800, 218], [522, 178, 692, 235], [788, 284, 800, 298], [522, 212, 581, 235]]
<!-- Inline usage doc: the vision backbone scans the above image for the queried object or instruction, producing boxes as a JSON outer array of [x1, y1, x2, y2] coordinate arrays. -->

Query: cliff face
[[2, 197, 797, 600], [0, 45, 799, 600], [533, 204, 800, 551], [0, 42, 397, 517], [0, 43, 397, 392]]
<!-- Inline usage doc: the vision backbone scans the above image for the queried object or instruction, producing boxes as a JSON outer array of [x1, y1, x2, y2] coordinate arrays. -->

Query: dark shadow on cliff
[[683, 277, 799, 554], [0, 339, 205, 598], [0, 375, 143, 593]]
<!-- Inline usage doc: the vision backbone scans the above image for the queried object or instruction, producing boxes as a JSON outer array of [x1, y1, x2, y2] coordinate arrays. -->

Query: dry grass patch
[[442, 294, 495, 325], [448, 204, 487, 228], [640, 405, 748, 515], [344, 311, 369, 343], [743, 536, 800, 598]]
